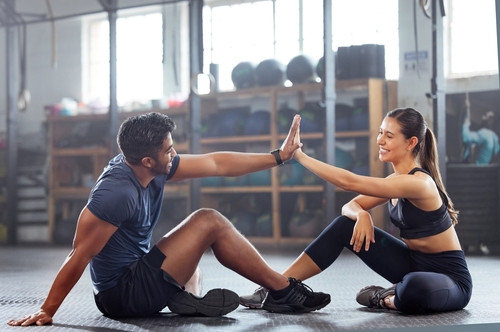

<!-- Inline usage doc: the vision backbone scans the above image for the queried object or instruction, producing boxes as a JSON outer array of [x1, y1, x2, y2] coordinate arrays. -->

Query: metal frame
[[188, 0, 203, 210], [430, 0, 446, 182], [5, 0, 18, 245], [497, 0, 500, 88], [0, 0, 186, 28], [323, 0, 336, 222]]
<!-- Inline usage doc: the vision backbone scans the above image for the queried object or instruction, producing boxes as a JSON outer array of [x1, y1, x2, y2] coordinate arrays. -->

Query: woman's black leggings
[[304, 215, 473, 314]]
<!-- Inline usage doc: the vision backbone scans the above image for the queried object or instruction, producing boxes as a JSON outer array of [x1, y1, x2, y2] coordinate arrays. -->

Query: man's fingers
[[8, 312, 52, 327]]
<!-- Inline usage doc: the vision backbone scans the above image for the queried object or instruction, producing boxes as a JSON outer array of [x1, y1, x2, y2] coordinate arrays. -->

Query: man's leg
[[157, 208, 330, 314], [156, 208, 288, 291]]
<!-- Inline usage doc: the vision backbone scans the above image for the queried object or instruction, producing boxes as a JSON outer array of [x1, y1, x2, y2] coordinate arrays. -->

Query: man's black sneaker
[[262, 277, 330, 313], [356, 284, 396, 309], [168, 288, 239, 316]]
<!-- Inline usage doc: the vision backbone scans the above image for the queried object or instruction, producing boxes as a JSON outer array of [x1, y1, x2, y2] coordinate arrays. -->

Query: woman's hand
[[287, 114, 303, 158], [350, 211, 375, 252], [7, 309, 53, 326], [279, 114, 303, 162]]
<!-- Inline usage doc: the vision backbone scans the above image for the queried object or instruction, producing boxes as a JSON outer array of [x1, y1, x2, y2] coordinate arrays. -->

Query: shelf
[[279, 185, 324, 193], [172, 141, 189, 152], [202, 79, 379, 100], [46, 105, 189, 122], [52, 187, 92, 198], [46, 113, 108, 122], [201, 135, 272, 145], [51, 147, 109, 156], [202, 186, 273, 194], [246, 236, 316, 246], [119, 104, 189, 118], [201, 185, 325, 194], [200, 130, 369, 146], [164, 183, 190, 197]]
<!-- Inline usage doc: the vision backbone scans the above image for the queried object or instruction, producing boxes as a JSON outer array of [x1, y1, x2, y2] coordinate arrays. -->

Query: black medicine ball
[[286, 55, 316, 84], [316, 54, 339, 81], [255, 59, 285, 86], [231, 62, 256, 89], [316, 56, 325, 81]]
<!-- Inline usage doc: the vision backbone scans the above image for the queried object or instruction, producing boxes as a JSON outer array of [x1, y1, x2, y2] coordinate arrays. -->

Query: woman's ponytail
[[420, 128, 459, 225]]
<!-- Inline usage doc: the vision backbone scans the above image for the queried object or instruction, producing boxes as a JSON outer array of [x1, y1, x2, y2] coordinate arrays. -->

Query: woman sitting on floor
[[241, 108, 473, 314]]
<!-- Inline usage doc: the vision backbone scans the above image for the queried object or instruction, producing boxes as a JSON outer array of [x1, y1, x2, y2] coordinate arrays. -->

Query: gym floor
[[0, 245, 499, 332]]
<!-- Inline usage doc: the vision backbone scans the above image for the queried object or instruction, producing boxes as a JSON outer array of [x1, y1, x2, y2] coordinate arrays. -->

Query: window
[[83, 11, 163, 107], [445, 0, 498, 77], [203, 0, 399, 91]]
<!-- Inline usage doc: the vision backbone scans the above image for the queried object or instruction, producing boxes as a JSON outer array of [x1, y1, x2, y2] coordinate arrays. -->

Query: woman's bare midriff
[[402, 226, 463, 253]]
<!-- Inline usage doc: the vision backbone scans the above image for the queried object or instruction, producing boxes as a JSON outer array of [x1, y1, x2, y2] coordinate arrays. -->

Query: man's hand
[[7, 309, 53, 327], [279, 114, 303, 162]]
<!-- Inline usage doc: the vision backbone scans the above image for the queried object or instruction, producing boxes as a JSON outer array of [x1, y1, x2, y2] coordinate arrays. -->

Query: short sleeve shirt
[[88, 154, 180, 292]]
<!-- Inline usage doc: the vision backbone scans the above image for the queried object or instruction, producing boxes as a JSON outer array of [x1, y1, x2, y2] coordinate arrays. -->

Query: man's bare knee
[[189, 208, 232, 231]]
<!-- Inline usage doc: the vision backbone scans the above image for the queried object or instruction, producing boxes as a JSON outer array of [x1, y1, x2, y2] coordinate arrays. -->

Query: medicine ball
[[289, 209, 322, 238], [299, 102, 324, 133], [201, 176, 223, 187], [286, 55, 316, 84], [247, 169, 271, 186], [277, 106, 298, 133], [201, 113, 220, 137], [316, 56, 325, 81], [255, 213, 272, 237], [255, 59, 285, 86], [217, 108, 248, 136], [224, 176, 248, 187], [316, 54, 338, 81], [231, 211, 256, 236], [280, 159, 304, 186], [335, 103, 354, 132], [244, 110, 270, 135], [231, 62, 256, 89], [335, 147, 354, 169]]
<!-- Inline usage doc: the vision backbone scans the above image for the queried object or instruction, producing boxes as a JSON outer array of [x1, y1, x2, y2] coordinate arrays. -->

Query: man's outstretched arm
[[7, 207, 117, 326]]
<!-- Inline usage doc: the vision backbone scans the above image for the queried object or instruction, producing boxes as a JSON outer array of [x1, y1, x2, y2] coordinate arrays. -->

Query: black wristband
[[270, 148, 284, 166]]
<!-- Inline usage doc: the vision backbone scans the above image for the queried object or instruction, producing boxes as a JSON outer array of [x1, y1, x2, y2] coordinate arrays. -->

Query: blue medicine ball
[[217, 109, 248, 136], [244, 110, 270, 135], [299, 102, 324, 133], [277, 107, 298, 133]]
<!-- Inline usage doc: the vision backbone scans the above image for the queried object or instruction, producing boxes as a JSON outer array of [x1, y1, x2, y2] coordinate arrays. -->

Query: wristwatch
[[270, 148, 284, 166]]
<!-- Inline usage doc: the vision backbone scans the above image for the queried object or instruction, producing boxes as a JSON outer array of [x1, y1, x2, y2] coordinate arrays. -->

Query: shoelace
[[371, 285, 396, 308], [289, 278, 314, 296]]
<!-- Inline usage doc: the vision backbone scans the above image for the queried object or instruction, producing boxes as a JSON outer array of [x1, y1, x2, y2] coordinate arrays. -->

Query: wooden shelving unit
[[199, 79, 397, 245]]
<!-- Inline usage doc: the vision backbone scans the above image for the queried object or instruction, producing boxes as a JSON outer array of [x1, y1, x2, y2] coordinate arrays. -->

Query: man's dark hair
[[117, 112, 176, 165]]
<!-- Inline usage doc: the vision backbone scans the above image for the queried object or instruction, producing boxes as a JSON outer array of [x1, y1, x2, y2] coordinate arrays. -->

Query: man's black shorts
[[94, 245, 183, 318]]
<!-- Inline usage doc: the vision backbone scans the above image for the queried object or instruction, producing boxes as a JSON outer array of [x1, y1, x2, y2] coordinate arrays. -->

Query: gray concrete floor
[[0, 246, 499, 332]]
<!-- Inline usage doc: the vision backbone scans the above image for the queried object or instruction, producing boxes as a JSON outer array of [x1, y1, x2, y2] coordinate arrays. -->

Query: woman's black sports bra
[[388, 167, 453, 239]]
